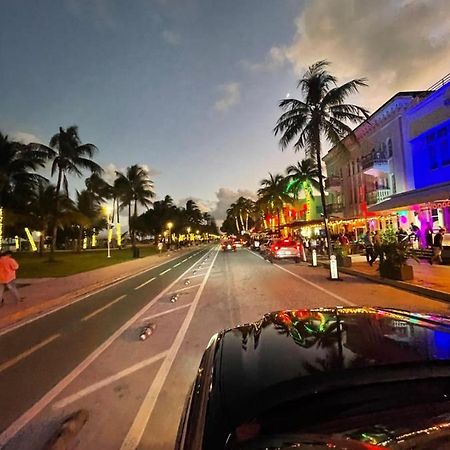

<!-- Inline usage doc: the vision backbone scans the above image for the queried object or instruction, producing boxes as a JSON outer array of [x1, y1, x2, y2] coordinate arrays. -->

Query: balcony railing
[[366, 188, 392, 205], [361, 151, 390, 176], [324, 176, 342, 191]]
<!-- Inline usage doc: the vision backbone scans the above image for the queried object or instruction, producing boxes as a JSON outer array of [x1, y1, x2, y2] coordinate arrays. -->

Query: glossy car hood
[[218, 307, 450, 424]]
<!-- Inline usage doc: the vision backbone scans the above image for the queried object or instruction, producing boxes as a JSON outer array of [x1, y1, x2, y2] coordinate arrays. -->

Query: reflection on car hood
[[219, 307, 450, 424]]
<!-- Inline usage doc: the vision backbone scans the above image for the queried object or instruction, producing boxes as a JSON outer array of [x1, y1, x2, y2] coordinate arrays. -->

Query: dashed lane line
[[120, 248, 220, 450], [52, 351, 168, 410], [134, 277, 156, 291], [0, 333, 61, 374], [247, 250, 355, 306], [81, 295, 127, 322], [173, 262, 182, 268], [159, 268, 172, 276], [141, 303, 192, 322], [0, 248, 214, 448]]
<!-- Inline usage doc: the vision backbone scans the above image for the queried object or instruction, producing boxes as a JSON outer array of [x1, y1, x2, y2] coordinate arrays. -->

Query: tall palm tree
[[226, 202, 242, 234], [33, 126, 102, 258], [115, 165, 155, 249], [286, 158, 321, 221], [274, 60, 368, 255], [0, 132, 50, 248], [257, 173, 292, 234], [74, 189, 102, 252]]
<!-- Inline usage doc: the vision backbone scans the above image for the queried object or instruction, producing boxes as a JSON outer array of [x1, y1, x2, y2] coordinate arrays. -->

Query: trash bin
[[132, 246, 140, 258]]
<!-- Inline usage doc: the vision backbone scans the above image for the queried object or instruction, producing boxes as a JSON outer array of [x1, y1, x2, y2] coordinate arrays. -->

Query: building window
[[439, 127, 450, 166], [428, 132, 438, 169], [387, 139, 393, 158]]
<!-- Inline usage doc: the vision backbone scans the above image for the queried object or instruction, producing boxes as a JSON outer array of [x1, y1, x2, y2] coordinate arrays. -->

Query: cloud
[[256, 0, 450, 110], [241, 46, 287, 73], [10, 131, 42, 144], [103, 163, 160, 185], [210, 187, 257, 221], [214, 82, 241, 112], [177, 197, 216, 213], [162, 29, 180, 45]]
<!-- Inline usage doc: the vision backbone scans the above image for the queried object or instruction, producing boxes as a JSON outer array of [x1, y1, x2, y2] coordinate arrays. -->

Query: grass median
[[15, 246, 161, 278]]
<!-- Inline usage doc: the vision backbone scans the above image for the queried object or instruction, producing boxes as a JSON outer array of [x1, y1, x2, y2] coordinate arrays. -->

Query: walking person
[[370, 230, 383, 265], [430, 228, 446, 265], [363, 230, 374, 265], [0, 251, 21, 305]]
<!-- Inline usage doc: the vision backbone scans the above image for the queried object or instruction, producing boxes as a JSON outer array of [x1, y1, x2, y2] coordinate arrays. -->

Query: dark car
[[176, 307, 450, 450]]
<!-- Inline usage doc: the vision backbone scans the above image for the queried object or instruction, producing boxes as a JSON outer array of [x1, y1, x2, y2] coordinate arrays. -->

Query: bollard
[[328, 255, 342, 281], [185, 279, 191, 285], [302, 246, 307, 262], [140, 323, 156, 341], [311, 248, 318, 267]]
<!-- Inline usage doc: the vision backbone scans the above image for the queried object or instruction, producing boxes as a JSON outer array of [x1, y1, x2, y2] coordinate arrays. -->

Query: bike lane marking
[[0, 248, 214, 448], [141, 303, 192, 323], [119, 248, 220, 450], [52, 351, 169, 410]]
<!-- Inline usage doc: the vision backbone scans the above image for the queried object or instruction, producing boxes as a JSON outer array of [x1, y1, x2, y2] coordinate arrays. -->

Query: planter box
[[337, 255, 352, 267], [380, 263, 414, 281]]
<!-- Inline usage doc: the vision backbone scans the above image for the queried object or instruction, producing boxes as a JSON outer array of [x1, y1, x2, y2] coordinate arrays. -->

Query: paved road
[[1, 246, 449, 449]]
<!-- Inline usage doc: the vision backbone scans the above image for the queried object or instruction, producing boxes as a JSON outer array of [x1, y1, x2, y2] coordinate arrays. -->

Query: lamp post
[[167, 222, 173, 247], [103, 205, 112, 258]]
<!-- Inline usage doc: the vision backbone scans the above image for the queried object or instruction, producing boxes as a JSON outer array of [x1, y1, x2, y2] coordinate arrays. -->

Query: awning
[[368, 181, 450, 212]]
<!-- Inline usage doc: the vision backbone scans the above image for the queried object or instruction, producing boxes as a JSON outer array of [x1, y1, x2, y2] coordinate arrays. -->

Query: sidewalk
[[329, 255, 450, 302], [0, 247, 200, 331]]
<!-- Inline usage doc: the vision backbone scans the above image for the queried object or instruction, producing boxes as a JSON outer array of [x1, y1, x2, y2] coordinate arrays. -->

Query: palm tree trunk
[[39, 229, 45, 256], [77, 227, 83, 253], [313, 132, 332, 258], [128, 202, 132, 246], [132, 199, 137, 248], [245, 214, 249, 231], [50, 169, 63, 261], [235, 217, 240, 234], [277, 208, 281, 235]]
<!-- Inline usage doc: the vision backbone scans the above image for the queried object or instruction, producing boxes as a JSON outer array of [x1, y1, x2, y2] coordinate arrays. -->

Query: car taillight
[[274, 246, 279, 251]]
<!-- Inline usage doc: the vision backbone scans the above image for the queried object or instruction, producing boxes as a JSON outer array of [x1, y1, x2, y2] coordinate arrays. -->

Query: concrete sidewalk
[[0, 247, 202, 331], [326, 255, 450, 302]]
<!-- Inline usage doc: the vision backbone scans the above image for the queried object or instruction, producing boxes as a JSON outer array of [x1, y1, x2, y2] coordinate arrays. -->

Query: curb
[[0, 248, 202, 332], [321, 262, 450, 303]]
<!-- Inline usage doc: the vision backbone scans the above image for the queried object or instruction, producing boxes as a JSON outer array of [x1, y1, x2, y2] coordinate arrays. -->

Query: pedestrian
[[397, 227, 408, 243], [0, 251, 21, 305], [430, 228, 446, 265], [363, 229, 374, 265], [370, 230, 383, 265], [338, 231, 350, 255]]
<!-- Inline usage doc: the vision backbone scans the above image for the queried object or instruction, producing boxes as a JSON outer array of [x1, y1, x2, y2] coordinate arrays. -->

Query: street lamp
[[167, 222, 173, 247], [103, 205, 112, 258]]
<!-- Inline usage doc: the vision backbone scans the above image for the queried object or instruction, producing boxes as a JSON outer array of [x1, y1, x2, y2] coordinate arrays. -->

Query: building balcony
[[326, 202, 344, 214], [361, 151, 389, 177], [324, 176, 342, 192], [366, 188, 392, 205]]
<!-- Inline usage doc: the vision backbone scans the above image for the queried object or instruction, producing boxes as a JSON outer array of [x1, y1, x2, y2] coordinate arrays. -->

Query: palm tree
[[257, 173, 292, 234], [286, 158, 320, 221], [274, 60, 368, 256], [0, 132, 50, 248], [226, 202, 242, 234], [74, 189, 102, 252], [115, 165, 155, 250], [32, 126, 102, 258]]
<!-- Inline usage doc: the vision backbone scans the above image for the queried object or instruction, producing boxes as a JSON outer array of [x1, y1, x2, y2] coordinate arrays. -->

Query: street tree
[[274, 60, 368, 255]]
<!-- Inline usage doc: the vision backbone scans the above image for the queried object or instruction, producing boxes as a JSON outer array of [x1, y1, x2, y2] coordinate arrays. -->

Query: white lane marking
[[0, 248, 214, 447], [53, 351, 168, 410], [0, 333, 60, 374], [0, 251, 199, 337], [173, 262, 182, 268], [248, 250, 354, 306], [159, 268, 172, 276], [81, 295, 127, 322], [184, 273, 209, 279], [134, 277, 156, 291], [181, 258, 188, 263], [167, 283, 202, 296], [141, 303, 192, 322], [120, 248, 219, 450]]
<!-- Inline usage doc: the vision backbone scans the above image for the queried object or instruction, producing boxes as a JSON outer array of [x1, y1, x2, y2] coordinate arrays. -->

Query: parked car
[[267, 238, 302, 263], [176, 307, 450, 450]]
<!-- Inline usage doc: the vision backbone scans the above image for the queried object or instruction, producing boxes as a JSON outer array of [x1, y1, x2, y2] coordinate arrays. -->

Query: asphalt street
[[1, 246, 449, 449]]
